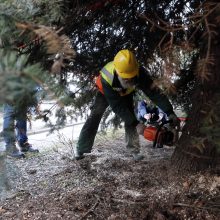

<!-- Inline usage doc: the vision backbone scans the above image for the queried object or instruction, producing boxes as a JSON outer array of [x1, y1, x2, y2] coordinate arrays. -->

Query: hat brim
[[115, 68, 139, 79]]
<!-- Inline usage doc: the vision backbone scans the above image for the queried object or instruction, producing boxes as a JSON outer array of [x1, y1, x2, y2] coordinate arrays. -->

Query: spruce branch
[[16, 23, 76, 61], [138, 2, 220, 83]]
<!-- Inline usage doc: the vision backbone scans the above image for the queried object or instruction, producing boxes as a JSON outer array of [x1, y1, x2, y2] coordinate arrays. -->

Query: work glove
[[143, 113, 152, 125], [136, 123, 146, 135], [144, 113, 151, 120], [157, 113, 164, 122]]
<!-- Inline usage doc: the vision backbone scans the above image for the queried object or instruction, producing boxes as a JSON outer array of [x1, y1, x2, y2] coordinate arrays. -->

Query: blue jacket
[[137, 101, 167, 123]]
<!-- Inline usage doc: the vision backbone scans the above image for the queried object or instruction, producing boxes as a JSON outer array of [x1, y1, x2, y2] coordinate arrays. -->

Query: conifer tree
[[0, 0, 219, 172]]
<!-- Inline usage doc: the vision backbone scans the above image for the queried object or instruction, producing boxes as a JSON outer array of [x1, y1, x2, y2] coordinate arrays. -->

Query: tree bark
[[172, 5, 220, 170]]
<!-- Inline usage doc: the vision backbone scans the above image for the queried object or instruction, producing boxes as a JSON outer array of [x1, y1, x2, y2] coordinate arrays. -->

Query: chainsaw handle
[[160, 119, 172, 126], [152, 122, 164, 148], [152, 120, 172, 148]]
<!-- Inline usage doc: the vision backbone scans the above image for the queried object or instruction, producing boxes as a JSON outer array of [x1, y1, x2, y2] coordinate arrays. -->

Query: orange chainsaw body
[[143, 125, 174, 147], [144, 126, 161, 141]]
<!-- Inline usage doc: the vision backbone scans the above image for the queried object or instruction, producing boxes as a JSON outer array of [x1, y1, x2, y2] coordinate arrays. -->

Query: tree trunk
[[172, 6, 220, 171]]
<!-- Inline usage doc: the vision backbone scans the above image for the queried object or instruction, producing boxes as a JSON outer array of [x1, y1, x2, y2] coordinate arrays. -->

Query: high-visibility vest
[[95, 62, 135, 96]]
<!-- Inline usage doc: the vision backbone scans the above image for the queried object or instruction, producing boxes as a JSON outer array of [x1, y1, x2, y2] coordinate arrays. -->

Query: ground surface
[[0, 132, 219, 220]]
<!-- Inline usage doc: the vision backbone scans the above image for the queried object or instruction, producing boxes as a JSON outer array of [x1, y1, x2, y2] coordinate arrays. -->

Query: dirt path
[[0, 132, 219, 220]]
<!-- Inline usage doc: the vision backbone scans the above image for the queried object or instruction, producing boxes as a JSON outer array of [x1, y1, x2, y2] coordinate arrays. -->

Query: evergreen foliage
[[0, 0, 75, 124]]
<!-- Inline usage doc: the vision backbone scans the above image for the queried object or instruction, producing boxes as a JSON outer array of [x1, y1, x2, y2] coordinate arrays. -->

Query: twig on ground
[[173, 203, 220, 212], [112, 198, 146, 205], [79, 197, 100, 220]]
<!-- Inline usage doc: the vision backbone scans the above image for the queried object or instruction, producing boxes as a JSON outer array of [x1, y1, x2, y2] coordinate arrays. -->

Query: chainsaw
[[143, 120, 177, 148]]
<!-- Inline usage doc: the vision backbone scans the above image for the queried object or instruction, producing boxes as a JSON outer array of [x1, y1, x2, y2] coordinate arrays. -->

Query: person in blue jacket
[[3, 103, 39, 158], [137, 100, 168, 124]]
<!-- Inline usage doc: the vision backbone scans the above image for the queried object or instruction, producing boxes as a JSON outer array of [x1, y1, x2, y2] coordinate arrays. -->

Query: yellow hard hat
[[113, 49, 139, 79]]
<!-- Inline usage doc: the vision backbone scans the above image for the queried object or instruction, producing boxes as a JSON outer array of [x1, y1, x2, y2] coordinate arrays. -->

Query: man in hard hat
[[74, 49, 179, 161]]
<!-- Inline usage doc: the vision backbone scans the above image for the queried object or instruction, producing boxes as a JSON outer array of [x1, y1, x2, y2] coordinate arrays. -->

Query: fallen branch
[[79, 198, 100, 220], [173, 203, 220, 212], [112, 198, 146, 205]]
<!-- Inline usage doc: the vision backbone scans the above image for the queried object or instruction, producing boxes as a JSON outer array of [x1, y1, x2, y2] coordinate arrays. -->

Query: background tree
[[171, 1, 220, 170]]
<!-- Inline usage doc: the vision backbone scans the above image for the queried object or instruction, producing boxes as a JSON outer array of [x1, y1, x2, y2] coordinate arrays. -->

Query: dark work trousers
[[76, 91, 140, 154], [3, 104, 28, 151]]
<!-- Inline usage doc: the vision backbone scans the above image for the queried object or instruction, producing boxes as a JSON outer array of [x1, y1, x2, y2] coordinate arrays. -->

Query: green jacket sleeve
[[101, 78, 139, 126], [138, 67, 174, 116]]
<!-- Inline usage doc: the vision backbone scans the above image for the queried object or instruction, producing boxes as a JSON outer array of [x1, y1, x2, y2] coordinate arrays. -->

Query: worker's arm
[[138, 101, 148, 118], [101, 78, 139, 126], [138, 67, 174, 116]]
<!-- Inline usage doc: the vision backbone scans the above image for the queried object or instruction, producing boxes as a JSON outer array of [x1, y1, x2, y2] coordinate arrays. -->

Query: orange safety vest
[[95, 62, 135, 96], [95, 75, 104, 94]]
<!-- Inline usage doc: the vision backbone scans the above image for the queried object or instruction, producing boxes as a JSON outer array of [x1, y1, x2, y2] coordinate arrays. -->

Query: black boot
[[19, 142, 39, 153], [6, 146, 25, 159]]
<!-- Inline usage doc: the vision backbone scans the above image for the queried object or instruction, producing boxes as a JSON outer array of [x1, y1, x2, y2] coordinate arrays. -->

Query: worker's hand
[[136, 123, 146, 135], [144, 113, 151, 120], [157, 113, 164, 122], [168, 113, 180, 130]]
